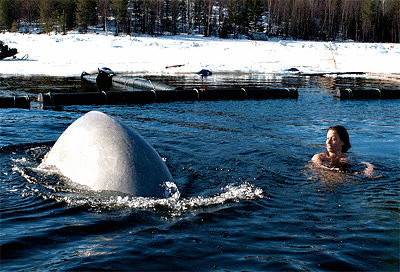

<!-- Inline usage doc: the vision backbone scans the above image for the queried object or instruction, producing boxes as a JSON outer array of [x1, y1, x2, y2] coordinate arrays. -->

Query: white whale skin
[[39, 111, 172, 197]]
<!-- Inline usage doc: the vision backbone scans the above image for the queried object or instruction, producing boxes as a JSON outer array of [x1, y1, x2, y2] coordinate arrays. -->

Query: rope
[[193, 88, 200, 100], [24, 95, 29, 109], [151, 90, 157, 100], [48, 92, 54, 105], [375, 88, 382, 98], [345, 88, 353, 99], [148, 79, 156, 91], [241, 88, 247, 98], [102, 91, 108, 103]]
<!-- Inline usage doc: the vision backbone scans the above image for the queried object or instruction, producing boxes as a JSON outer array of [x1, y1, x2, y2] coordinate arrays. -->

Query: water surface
[[1, 74, 399, 271]]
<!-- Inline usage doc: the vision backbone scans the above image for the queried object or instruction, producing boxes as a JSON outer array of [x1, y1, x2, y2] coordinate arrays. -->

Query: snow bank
[[1, 32, 399, 77]]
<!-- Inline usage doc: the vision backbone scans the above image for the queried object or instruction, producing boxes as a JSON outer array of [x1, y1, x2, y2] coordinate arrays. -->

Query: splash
[[11, 149, 264, 215], [109, 182, 263, 212]]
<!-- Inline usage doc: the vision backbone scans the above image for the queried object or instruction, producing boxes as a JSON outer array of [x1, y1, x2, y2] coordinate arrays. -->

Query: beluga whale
[[39, 111, 172, 198]]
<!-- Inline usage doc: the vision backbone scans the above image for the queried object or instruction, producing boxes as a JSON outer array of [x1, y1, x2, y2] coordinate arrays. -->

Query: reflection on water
[[1, 72, 399, 97], [305, 165, 361, 185], [0, 76, 83, 97]]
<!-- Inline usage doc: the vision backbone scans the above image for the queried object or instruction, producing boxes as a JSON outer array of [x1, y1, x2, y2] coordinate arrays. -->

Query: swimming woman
[[311, 125, 374, 176]]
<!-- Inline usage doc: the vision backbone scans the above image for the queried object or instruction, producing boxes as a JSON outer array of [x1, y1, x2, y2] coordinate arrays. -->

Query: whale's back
[[40, 111, 172, 197]]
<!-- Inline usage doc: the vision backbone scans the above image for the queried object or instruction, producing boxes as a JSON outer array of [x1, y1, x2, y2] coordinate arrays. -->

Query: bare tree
[[385, 0, 400, 42]]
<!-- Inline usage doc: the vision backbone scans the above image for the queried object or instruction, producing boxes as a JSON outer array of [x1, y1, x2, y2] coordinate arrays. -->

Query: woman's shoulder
[[311, 152, 327, 162]]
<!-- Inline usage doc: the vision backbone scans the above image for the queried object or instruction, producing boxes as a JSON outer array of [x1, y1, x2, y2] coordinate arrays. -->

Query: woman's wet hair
[[328, 125, 351, 153]]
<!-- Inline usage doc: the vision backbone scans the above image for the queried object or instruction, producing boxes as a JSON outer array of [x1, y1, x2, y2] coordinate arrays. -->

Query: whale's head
[[39, 111, 172, 198]]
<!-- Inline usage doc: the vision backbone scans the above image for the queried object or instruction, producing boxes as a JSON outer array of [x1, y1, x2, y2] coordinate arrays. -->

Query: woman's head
[[326, 125, 351, 153]]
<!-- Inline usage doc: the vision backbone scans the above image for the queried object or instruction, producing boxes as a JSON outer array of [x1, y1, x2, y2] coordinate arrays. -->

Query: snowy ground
[[1, 32, 399, 77]]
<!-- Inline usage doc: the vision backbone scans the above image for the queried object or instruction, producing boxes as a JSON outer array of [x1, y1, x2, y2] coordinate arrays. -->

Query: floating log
[[336, 88, 400, 100], [39, 92, 106, 106], [246, 87, 298, 99], [81, 73, 127, 90], [81, 73, 178, 91], [300, 72, 366, 76], [195, 87, 298, 100], [0, 96, 30, 108], [155, 89, 200, 102], [38, 91, 157, 106], [38, 88, 298, 107], [165, 64, 185, 69], [197, 88, 247, 100], [81, 73, 97, 84], [113, 76, 179, 90], [106, 91, 157, 104]]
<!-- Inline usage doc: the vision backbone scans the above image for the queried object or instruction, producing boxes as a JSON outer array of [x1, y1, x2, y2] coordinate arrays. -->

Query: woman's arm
[[361, 162, 374, 176]]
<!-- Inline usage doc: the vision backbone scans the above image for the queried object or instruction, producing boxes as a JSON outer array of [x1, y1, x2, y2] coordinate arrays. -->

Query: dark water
[[1, 74, 399, 271]]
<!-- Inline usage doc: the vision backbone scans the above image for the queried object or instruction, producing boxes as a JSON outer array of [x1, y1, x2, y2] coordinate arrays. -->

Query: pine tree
[[39, 0, 54, 33], [162, 0, 172, 33], [0, 0, 19, 31], [131, 0, 144, 34], [247, 0, 264, 33], [193, 0, 205, 35], [111, 0, 128, 35], [76, 0, 97, 33], [226, 0, 247, 37], [0, 0, 10, 30], [360, 0, 373, 41], [217, 0, 228, 38], [57, 0, 76, 34]]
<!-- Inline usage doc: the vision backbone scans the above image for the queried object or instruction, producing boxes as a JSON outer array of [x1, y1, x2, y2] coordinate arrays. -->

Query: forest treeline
[[0, 0, 399, 42]]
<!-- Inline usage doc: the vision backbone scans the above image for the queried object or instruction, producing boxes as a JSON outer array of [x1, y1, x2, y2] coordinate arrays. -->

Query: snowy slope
[[1, 32, 399, 76]]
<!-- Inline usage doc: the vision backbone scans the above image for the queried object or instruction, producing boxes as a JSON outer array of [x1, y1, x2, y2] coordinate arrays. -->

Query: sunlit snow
[[1, 32, 399, 76]]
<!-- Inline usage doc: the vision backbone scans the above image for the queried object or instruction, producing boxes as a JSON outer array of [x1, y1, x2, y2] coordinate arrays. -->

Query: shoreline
[[366, 73, 400, 83], [2, 70, 399, 84], [1, 32, 400, 77]]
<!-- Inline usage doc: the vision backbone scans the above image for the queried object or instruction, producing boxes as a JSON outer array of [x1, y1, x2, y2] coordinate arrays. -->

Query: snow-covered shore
[[1, 32, 399, 77]]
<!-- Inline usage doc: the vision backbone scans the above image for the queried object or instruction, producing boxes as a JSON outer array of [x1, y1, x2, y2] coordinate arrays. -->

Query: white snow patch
[[1, 32, 399, 76]]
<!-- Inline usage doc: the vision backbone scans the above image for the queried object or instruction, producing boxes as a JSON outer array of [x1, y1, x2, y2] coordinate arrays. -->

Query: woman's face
[[326, 129, 344, 155]]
